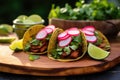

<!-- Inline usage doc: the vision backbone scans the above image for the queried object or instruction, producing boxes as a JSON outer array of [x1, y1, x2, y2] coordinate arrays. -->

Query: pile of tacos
[[23, 24, 110, 62]]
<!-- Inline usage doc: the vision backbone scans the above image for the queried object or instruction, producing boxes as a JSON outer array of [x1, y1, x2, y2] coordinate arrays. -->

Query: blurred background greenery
[[0, 0, 78, 25], [0, 0, 119, 25]]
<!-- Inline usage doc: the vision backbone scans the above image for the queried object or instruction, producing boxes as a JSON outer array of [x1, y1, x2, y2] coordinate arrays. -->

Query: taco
[[81, 26, 110, 51], [48, 27, 87, 62], [23, 24, 57, 54]]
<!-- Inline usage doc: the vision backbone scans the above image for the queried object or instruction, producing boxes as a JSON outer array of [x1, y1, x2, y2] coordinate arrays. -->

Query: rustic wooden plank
[[0, 33, 119, 76]]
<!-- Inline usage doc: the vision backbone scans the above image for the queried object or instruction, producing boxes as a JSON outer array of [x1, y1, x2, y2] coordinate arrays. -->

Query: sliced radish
[[67, 28, 80, 36], [36, 29, 47, 40], [44, 28, 53, 34], [83, 26, 95, 32], [58, 34, 70, 40], [58, 31, 67, 39], [58, 31, 68, 40], [82, 30, 94, 36], [85, 35, 97, 43], [45, 25, 55, 30], [59, 36, 72, 47]]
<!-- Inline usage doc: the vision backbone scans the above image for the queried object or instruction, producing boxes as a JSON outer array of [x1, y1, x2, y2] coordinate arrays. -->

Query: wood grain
[[0, 34, 120, 76], [49, 19, 120, 39]]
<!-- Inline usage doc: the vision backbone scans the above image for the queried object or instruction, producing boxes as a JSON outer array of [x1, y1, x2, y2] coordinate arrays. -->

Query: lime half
[[17, 15, 28, 21], [0, 37, 15, 43], [9, 39, 23, 51], [88, 43, 110, 60], [27, 14, 43, 22], [0, 24, 13, 33]]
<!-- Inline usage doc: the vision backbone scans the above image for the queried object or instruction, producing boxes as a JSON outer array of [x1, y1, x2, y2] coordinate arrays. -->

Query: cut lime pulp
[[88, 43, 110, 60], [9, 39, 23, 51]]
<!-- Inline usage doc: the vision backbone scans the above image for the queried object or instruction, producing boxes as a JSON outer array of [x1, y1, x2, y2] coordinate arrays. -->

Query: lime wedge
[[17, 15, 28, 21], [88, 43, 110, 60], [9, 39, 23, 51], [27, 14, 43, 22], [0, 37, 15, 43], [0, 24, 13, 33], [0, 28, 8, 35]]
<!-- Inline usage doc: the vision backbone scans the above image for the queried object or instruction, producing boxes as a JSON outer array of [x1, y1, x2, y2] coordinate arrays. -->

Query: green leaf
[[70, 45, 78, 50], [73, 35, 82, 43], [51, 49, 60, 59], [30, 39, 40, 45], [94, 31, 102, 45], [46, 34, 51, 40], [24, 43, 30, 51], [56, 47, 63, 52], [63, 46, 71, 55], [29, 54, 40, 61], [48, 4, 57, 19], [57, 52, 63, 55], [75, 0, 85, 7]]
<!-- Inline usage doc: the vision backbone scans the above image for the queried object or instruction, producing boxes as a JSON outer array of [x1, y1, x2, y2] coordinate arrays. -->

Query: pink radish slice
[[44, 28, 53, 34], [82, 30, 94, 36], [45, 25, 55, 30], [58, 31, 68, 40], [83, 26, 95, 32], [67, 28, 80, 36], [58, 34, 70, 40], [59, 36, 72, 47], [36, 29, 47, 40], [85, 35, 97, 43]]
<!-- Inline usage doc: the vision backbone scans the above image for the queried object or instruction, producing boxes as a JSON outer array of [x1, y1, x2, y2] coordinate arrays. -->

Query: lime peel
[[88, 43, 110, 60], [0, 37, 15, 43]]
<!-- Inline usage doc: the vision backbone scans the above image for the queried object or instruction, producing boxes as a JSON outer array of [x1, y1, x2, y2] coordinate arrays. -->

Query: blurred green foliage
[[0, 0, 77, 25], [49, 0, 120, 20]]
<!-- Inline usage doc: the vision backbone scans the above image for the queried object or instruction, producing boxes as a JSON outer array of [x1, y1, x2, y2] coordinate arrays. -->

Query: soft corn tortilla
[[23, 24, 49, 54], [47, 29, 87, 62], [96, 30, 110, 50]]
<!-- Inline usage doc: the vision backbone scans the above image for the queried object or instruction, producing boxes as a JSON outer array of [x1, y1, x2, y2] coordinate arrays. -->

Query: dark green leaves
[[30, 39, 40, 45], [49, 0, 120, 20], [24, 43, 30, 51]]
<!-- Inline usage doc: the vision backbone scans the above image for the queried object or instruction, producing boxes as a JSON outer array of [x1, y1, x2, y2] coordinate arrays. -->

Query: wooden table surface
[[0, 63, 120, 80], [0, 32, 119, 80]]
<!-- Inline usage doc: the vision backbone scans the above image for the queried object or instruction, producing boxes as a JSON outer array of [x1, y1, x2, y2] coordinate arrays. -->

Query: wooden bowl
[[49, 18, 120, 39]]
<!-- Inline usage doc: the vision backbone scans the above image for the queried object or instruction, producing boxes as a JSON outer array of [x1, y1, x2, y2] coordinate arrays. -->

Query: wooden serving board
[[0, 34, 120, 76]]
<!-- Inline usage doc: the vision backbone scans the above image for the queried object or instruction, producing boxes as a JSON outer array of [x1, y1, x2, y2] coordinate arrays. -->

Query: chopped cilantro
[[24, 43, 30, 51], [63, 46, 71, 55], [46, 34, 52, 40], [29, 54, 40, 61], [51, 50, 60, 59], [30, 38, 40, 45], [70, 45, 78, 50], [73, 35, 82, 43]]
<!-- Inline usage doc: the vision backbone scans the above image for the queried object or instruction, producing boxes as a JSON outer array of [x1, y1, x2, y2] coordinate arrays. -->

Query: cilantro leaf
[[24, 43, 30, 51], [30, 39, 40, 45], [70, 45, 78, 50], [63, 46, 71, 55], [29, 54, 40, 61]]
